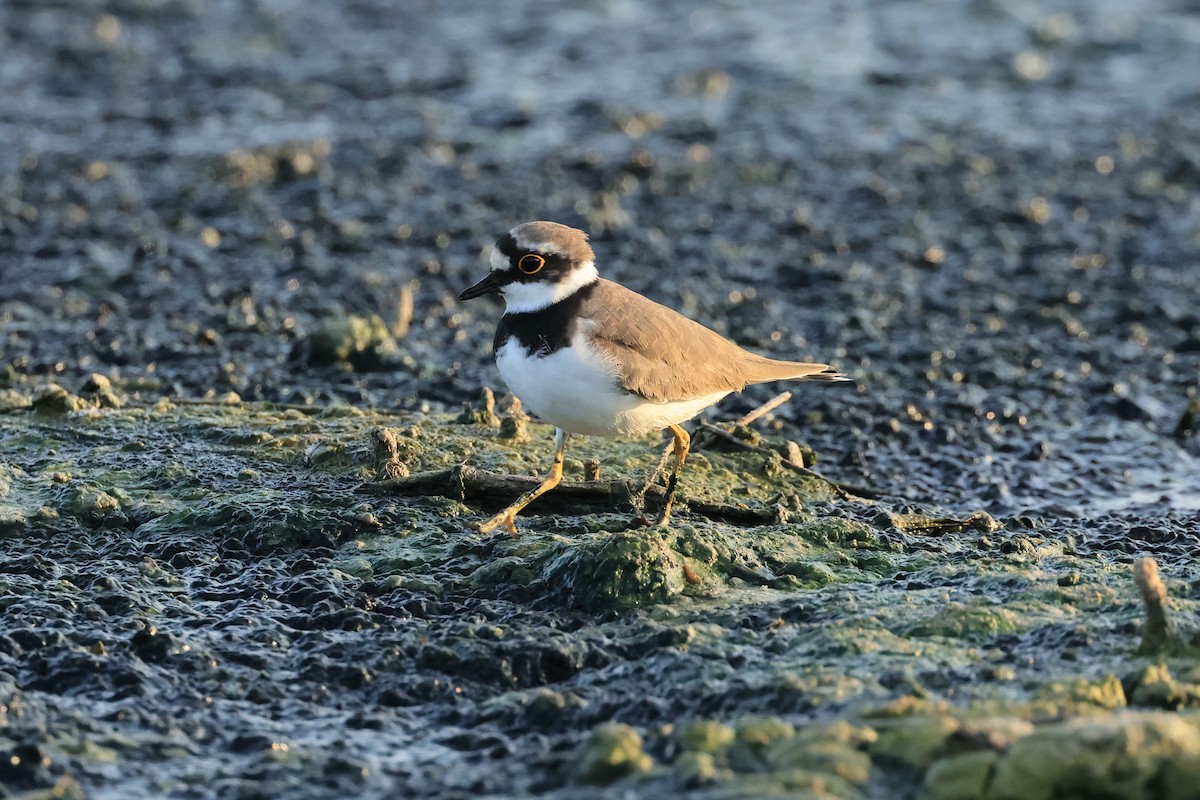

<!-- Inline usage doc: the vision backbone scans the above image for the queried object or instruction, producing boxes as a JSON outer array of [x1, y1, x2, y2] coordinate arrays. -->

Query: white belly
[[494, 336, 728, 437]]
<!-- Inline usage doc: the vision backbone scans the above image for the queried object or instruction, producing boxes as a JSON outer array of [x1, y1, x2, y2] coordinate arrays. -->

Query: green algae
[[678, 720, 737, 754], [539, 530, 687, 611], [31, 384, 91, 415], [765, 738, 872, 787], [629, 715, 876, 798], [1039, 674, 1128, 711], [577, 723, 654, 785], [672, 750, 725, 788], [1127, 664, 1200, 710], [3, 398, 1200, 799], [986, 713, 1200, 800], [638, 711, 1200, 800], [904, 603, 1023, 641], [869, 716, 961, 772], [922, 750, 998, 800], [728, 716, 797, 771], [304, 314, 403, 370]]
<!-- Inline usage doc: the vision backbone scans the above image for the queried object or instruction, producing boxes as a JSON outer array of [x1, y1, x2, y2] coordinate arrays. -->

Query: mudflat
[[1, 1, 1199, 798]]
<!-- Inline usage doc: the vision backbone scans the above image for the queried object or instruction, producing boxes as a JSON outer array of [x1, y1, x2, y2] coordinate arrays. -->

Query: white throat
[[502, 261, 599, 313]]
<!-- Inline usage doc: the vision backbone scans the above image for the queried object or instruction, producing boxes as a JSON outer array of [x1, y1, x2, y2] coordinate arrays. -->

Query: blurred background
[[1, 0, 1199, 513]]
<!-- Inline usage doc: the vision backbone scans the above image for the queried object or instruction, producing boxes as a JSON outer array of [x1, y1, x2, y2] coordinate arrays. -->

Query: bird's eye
[[517, 253, 545, 274]]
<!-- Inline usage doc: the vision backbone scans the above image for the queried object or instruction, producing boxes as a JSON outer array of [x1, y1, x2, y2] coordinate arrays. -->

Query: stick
[[369, 465, 783, 526], [630, 439, 676, 510], [736, 391, 792, 426], [1135, 557, 1173, 652], [393, 282, 415, 339]]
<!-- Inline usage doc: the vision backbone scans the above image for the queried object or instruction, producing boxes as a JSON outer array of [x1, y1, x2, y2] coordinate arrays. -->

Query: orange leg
[[656, 423, 691, 526], [477, 428, 568, 535]]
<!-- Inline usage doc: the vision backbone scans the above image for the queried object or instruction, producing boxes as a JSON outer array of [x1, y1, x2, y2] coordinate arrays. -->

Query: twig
[[164, 398, 324, 414], [736, 391, 792, 426], [393, 282, 415, 339], [1135, 557, 1173, 652], [631, 439, 675, 511], [368, 465, 783, 526]]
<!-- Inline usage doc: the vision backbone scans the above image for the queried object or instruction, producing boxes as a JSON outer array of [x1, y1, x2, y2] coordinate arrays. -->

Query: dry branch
[[370, 465, 783, 526], [1135, 556, 1173, 652]]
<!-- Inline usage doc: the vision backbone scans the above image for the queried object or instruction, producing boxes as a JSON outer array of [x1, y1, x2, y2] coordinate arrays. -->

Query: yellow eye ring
[[517, 253, 545, 274]]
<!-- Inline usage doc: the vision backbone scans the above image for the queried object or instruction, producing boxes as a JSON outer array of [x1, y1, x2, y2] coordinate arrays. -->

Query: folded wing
[[581, 280, 846, 403]]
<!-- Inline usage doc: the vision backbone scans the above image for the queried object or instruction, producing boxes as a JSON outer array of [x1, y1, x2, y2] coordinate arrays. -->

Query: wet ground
[[2, 0, 1200, 798]]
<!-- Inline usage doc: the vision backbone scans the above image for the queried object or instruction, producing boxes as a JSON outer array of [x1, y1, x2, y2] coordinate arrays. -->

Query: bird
[[458, 221, 848, 534]]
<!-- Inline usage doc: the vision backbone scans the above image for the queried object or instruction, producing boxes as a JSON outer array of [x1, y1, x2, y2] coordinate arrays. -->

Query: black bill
[[458, 272, 503, 301]]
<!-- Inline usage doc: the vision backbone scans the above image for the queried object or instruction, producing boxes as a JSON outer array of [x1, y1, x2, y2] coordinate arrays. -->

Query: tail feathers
[[745, 358, 850, 385], [798, 365, 851, 383]]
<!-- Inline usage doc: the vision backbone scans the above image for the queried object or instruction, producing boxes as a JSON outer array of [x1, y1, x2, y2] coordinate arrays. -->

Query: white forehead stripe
[[489, 246, 508, 272], [517, 240, 562, 256], [509, 226, 568, 257]]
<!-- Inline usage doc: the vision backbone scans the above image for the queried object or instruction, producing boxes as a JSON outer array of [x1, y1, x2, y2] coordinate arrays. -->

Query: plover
[[459, 221, 847, 534]]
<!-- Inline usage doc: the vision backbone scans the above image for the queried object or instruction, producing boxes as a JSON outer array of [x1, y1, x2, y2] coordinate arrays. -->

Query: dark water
[[2, 0, 1199, 797]]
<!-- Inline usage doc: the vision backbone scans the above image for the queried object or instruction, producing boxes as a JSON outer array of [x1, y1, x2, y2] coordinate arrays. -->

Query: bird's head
[[459, 221, 598, 313]]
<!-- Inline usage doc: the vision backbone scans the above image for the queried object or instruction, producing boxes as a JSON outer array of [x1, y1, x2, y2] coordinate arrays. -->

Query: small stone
[[783, 439, 815, 468], [766, 738, 871, 786], [372, 427, 411, 479], [923, 750, 998, 800], [981, 665, 1017, 682], [989, 713, 1200, 800], [673, 751, 722, 787], [868, 716, 959, 770], [0, 389, 33, 411], [305, 314, 401, 370], [677, 720, 736, 754], [32, 384, 91, 414], [728, 716, 796, 770], [1000, 535, 1036, 556], [577, 723, 653, 785], [456, 387, 500, 426], [1070, 674, 1128, 710], [82, 373, 111, 392], [498, 411, 529, 441], [1128, 664, 1190, 709], [583, 458, 601, 481]]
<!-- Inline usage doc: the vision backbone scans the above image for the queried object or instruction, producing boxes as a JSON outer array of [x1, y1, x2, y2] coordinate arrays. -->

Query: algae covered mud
[[2, 390, 1198, 799], [3, 0, 1200, 797]]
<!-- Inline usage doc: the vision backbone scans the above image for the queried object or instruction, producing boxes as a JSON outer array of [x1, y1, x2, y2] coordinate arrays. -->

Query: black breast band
[[493, 282, 599, 357]]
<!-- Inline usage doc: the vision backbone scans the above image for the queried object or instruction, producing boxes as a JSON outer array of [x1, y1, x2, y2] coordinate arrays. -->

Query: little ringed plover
[[459, 221, 847, 534]]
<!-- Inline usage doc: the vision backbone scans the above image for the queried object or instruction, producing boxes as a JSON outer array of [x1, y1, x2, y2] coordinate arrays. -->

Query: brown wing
[[581, 280, 841, 403]]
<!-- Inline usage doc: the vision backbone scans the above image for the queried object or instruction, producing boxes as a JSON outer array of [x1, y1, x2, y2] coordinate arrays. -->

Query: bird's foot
[[475, 511, 520, 536]]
